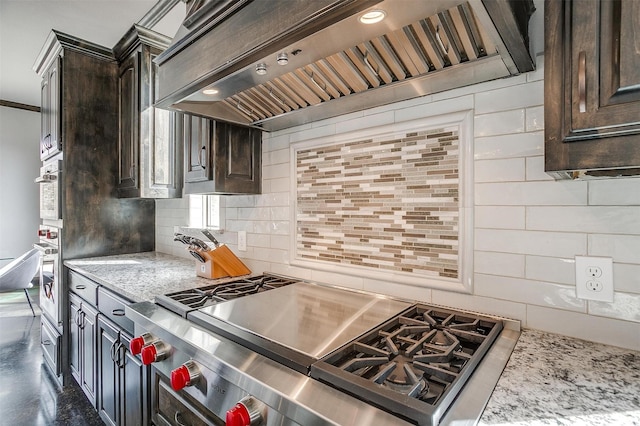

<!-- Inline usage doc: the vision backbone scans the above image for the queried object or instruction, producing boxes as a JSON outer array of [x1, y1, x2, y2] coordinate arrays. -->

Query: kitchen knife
[[201, 229, 221, 247], [187, 236, 210, 251]]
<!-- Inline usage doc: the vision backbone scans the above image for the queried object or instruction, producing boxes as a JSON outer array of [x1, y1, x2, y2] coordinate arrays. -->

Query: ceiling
[[0, 0, 186, 107]]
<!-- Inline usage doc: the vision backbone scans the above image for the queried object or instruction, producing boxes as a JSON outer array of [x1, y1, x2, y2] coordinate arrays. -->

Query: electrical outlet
[[575, 256, 614, 302], [238, 231, 247, 252]]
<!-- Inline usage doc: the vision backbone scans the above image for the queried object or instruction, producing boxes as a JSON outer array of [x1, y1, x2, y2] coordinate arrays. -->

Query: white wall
[[156, 51, 640, 351], [0, 106, 41, 266]]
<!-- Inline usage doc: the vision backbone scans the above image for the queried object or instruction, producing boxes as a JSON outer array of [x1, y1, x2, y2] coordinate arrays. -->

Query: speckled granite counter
[[64, 251, 241, 303], [480, 329, 640, 425], [65, 252, 640, 425]]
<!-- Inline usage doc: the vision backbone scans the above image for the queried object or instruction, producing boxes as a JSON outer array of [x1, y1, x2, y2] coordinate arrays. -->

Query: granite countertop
[[64, 251, 240, 303], [480, 329, 640, 426], [64, 252, 640, 425]]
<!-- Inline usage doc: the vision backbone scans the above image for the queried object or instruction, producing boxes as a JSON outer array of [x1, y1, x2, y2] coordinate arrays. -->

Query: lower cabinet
[[69, 292, 98, 407], [97, 315, 146, 426]]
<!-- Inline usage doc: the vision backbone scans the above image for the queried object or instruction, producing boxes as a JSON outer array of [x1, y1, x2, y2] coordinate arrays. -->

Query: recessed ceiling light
[[202, 88, 219, 95], [359, 9, 386, 24]]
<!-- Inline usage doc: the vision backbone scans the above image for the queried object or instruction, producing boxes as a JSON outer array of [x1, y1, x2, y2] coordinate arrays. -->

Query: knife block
[[195, 245, 251, 279]]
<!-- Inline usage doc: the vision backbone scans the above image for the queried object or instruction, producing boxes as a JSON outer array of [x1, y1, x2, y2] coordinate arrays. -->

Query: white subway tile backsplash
[[475, 80, 543, 114], [475, 158, 525, 182], [363, 279, 432, 303], [267, 177, 290, 193], [475, 229, 587, 258], [263, 163, 289, 180], [263, 132, 291, 150], [526, 54, 544, 82], [613, 263, 640, 294], [588, 292, 640, 323], [589, 234, 640, 264], [476, 181, 587, 206], [475, 206, 525, 229], [525, 156, 554, 181], [474, 109, 525, 137], [432, 74, 527, 102], [263, 147, 289, 166], [475, 251, 525, 277], [269, 234, 290, 251], [269, 206, 290, 221], [335, 111, 394, 134], [527, 206, 640, 234], [474, 273, 586, 312], [526, 305, 640, 351], [525, 255, 575, 285], [525, 106, 545, 131], [289, 123, 337, 143], [474, 131, 543, 160], [247, 233, 270, 249], [395, 96, 473, 123], [588, 178, 640, 205], [431, 290, 527, 323]]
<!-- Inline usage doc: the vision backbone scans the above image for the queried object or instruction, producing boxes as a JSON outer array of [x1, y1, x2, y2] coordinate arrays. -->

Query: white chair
[[0, 248, 41, 316]]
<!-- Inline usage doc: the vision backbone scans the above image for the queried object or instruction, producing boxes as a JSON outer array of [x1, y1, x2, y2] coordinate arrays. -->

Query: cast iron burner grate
[[157, 274, 301, 315], [310, 304, 503, 426]]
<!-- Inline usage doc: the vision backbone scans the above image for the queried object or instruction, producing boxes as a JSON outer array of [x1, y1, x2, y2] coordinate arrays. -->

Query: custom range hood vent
[[156, 0, 535, 131]]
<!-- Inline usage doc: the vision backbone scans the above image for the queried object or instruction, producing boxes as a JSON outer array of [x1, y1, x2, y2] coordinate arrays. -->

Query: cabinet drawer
[[98, 287, 134, 335], [68, 270, 98, 306], [41, 317, 61, 375]]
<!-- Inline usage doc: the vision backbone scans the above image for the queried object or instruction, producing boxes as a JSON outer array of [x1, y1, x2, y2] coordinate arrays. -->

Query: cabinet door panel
[[118, 56, 138, 190], [184, 115, 211, 183], [214, 121, 261, 194], [121, 332, 145, 426], [98, 317, 119, 426], [568, 0, 640, 137], [81, 303, 98, 404], [69, 297, 81, 381]]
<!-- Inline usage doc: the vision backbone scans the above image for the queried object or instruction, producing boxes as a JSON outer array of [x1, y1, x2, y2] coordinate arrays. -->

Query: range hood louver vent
[[156, 0, 535, 131]]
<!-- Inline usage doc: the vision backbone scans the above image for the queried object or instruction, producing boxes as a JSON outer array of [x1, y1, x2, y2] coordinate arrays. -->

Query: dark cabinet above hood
[[156, 0, 535, 131]]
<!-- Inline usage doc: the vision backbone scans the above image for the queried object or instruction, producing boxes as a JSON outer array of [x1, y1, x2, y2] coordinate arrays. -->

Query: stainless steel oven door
[[35, 161, 61, 221], [34, 241, 61, 327]]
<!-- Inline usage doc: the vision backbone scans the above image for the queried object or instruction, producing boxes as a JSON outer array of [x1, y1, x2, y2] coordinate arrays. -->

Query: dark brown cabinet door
[[97, 316, 145, 426], [184, 114, 212, 184], [545, 0, 640, 176], [214, 121, 261, 194], [183, 118, 262, 194], [40, 58, 61, 160], [117, 55, 138, 193], [69, 292, 97, 408]]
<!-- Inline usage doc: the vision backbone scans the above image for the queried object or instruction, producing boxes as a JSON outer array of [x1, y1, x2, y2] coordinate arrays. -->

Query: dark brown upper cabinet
[[545, 0, 640, 179], [183, 115, 262, 195], [39, 56, 60, 160], [114, 25, 183, 198]]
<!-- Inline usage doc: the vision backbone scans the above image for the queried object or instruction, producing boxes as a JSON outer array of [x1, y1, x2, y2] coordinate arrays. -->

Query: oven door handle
[[174, 411, 188, 426]]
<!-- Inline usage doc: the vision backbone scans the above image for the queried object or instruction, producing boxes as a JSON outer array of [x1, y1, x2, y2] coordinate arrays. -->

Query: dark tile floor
[[0, 287, 104, 425]]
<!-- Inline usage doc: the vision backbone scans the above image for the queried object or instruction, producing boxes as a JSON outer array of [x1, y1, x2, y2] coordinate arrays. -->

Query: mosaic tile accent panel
[[295, 127, 459, 278]]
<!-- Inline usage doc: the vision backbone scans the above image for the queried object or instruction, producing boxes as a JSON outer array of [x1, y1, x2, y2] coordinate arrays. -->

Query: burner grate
[[162, 274, 300, 310], [311, 304, 503, 426]]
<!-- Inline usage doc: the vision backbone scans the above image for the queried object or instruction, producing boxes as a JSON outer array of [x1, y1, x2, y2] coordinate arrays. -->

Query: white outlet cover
[[238, 231, 247, 252], [575, 256, 614, 302]]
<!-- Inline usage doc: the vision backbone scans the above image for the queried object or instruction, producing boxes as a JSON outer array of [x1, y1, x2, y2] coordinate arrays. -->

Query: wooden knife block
[[195, 245, 251, 279]]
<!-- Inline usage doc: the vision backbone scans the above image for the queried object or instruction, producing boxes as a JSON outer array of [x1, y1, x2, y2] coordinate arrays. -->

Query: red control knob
[[226, 403, 251, 426], [226, 396, 265, 426], [140, 341, 170, 365], [130, 333, 155, 355], [170, 360, 201, 391]]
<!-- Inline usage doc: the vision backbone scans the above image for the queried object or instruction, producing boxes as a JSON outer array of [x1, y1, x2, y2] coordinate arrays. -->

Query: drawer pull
[[578, 51, 586, 113], [75, 284, 86, 290], [112, 309, 125, 316], [42, 340, 52, 346], [174, 411, 187, 426]]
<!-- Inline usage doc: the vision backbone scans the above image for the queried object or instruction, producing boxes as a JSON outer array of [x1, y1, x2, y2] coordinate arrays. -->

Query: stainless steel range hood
[[156, 0, 535, 131]]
